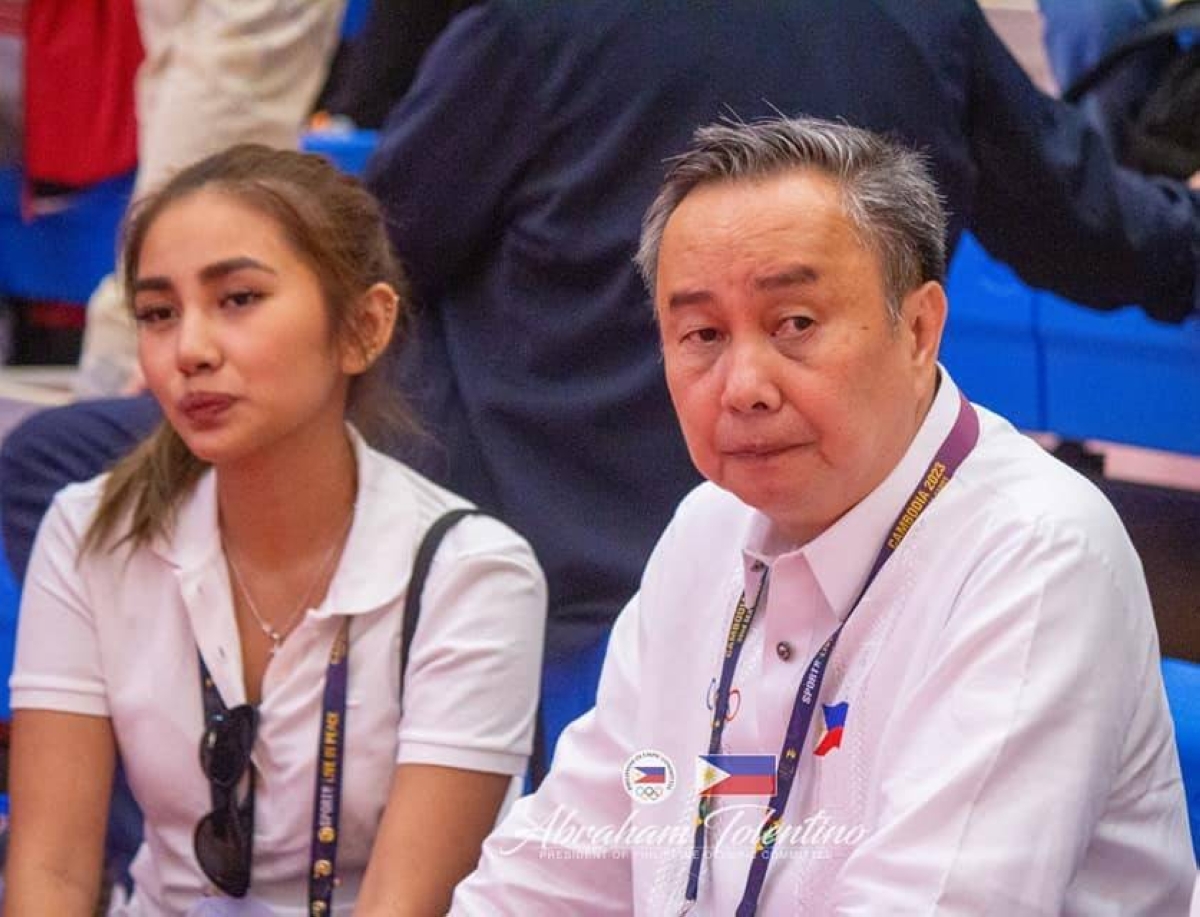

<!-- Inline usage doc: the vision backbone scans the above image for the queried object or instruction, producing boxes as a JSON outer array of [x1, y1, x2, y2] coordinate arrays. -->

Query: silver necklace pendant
[[224, 513, 354, 656]]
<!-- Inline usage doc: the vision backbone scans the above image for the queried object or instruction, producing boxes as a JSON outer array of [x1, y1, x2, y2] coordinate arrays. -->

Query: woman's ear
[[341, 282, 399, 375]]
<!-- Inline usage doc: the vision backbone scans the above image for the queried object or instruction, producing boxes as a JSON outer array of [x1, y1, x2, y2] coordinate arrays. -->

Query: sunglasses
[[193, 703, 259, 897]]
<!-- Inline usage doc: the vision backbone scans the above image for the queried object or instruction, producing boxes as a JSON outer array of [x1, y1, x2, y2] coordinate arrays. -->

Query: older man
[[450, 118, 1194, 915]]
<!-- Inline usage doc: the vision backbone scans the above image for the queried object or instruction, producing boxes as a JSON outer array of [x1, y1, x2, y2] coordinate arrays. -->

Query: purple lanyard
[[195, 616, 350, 911], [308, 617, 351, 913], [683, 393, 980, 916]]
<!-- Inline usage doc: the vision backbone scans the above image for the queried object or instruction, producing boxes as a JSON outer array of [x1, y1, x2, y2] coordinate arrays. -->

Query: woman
[[4, 145, 547, 916]]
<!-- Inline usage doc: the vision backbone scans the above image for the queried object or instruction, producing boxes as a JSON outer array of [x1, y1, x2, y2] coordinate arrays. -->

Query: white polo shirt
[[10, 431, 547, 916], [452, 372, 1194, 915]]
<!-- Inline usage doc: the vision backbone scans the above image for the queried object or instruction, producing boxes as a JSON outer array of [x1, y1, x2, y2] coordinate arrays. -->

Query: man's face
[[655, 169, 944, 545]]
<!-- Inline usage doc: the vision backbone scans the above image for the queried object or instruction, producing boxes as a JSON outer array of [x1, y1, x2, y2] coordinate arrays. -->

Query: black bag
[[1064, 0, 1200, 180]]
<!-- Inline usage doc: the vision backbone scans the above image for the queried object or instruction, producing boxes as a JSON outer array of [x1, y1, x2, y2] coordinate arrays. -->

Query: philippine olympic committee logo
[[622, 749, 677, 804]]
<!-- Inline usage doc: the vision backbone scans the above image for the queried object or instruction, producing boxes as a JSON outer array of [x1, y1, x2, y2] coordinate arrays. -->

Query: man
[[5, 0, 1200, 738], [450, 117, 1194, 915], [364, 0, 1200, 668]]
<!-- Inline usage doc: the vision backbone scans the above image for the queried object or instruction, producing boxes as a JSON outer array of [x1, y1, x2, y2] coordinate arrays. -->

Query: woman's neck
[[215, 422, 358, 568]]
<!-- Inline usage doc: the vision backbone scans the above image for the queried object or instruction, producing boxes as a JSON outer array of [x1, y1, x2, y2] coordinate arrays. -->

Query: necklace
[[225, 513, 354, 656]]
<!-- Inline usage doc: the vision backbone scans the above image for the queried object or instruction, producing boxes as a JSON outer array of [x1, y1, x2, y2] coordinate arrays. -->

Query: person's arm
[[962, 1, 1199, 322], [830, 516, 1193, 913], [4, 493, 120, 915], [322, 0, 477, 129], [449, 590, 645, 915], [363, 4, 544, 308], [355, 764, 510, 916], [356, 514, 546, 914], [4, 710, 114, 916]]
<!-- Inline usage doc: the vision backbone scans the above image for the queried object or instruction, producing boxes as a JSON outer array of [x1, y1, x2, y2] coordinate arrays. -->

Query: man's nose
[[720, 340, 782, 414]]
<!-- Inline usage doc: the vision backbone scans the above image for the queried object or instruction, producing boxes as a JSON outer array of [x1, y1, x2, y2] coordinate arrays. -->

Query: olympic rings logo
[[706, 678, 742, 722]]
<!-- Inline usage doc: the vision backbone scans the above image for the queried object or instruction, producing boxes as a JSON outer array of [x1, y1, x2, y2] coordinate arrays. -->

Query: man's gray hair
[[635, 117, 948, 320]]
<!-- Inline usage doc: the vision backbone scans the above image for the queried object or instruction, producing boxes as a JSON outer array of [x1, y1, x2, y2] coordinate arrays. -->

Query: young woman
[[4, 145, 547, 916]]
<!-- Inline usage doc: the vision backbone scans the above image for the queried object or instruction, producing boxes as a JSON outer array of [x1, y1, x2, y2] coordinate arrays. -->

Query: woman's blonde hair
[[82, 143, 417, 555]]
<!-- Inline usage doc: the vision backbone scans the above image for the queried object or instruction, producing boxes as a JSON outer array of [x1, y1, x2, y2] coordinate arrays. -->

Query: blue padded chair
[[539, 634, 610, 766], [1162, 656, 1200, 863]]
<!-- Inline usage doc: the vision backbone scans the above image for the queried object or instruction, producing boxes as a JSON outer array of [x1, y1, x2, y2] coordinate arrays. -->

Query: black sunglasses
[[193, 703, 259, 897]]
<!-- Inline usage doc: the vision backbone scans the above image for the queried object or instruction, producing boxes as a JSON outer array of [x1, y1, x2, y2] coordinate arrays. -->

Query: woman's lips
[[178, 392, 235, 426]]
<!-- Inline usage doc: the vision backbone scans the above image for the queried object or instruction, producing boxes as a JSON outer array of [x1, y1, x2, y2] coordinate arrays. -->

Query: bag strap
[[398, 506, 549, 789], [400, 508, 484, 706], [1063, 0, 1200, 103]]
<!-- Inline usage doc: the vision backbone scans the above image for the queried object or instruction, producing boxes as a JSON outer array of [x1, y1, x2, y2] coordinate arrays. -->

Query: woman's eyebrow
[[133, 257, 278, 294], [197, 256, 277, 283]]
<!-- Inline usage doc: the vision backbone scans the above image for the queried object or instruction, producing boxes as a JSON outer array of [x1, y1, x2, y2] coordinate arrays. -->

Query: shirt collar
[[743, 366, 961, 620], [152, 426, 419, 617]]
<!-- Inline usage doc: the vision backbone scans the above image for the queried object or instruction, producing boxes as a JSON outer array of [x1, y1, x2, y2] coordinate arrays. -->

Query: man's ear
[[341, 282, 399, 375], [901, 280, 947, 374]]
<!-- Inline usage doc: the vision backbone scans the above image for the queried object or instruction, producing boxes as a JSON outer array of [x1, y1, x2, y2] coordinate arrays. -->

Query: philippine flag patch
[[696, 754, 777, 796], [813, 701, 849, 757]]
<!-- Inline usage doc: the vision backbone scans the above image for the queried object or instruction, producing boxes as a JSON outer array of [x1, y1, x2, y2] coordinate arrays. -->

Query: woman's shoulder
[[360, 447, 472, 517], [359, 447, 537, 561], [42, 471, 116, 539]]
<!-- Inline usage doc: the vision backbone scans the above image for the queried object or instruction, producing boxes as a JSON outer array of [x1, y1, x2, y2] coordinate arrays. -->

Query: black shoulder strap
[[397, 506, 550, 789], [399, 508, 484, 706], [1063, 0, 1200, 102]]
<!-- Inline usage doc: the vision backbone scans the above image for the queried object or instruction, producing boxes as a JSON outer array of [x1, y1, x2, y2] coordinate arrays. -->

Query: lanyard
[[307, 617, 351, 914], [683, 392, 980, 916], [198, 617, 351, 913]]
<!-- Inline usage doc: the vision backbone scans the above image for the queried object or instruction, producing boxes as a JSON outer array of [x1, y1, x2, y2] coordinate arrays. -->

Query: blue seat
[[942, 233, 1043, 431], [1038, 293, 1200, 455], [539, 634, 610, 766], [943, 231, 1200, 456], [0, 167, 135, 305], [1162, 656, 1200, 862], [300, 128, 380, 179]]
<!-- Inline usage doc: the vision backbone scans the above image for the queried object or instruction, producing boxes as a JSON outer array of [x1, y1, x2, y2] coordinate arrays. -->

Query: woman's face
[[132, 190, 354, 468]]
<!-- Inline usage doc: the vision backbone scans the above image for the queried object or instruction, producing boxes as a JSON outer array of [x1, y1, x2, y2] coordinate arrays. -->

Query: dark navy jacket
[[365, 0, 1200, 654]]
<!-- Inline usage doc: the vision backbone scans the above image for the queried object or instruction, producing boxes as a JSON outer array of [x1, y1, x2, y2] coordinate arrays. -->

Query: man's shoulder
[[672, 479, 754, 527], [652, 480, 758, 564], [959, 407, 1137, 567]]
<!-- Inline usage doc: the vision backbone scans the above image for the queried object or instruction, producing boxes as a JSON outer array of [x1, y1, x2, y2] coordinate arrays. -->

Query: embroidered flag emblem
[[622, 750, 676, 804], [813, 701, 849, 757], [696, 754, 777, 796]]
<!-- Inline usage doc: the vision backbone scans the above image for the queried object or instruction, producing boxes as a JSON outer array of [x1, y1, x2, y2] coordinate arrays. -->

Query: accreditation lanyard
[[197, 617, 351, 914], [682, 392, 979, 916], [307, 617, 351, 915]]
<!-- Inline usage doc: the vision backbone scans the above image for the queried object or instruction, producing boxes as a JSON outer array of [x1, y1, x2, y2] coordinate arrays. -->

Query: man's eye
[[776, 316, 814, 336], [684, 327, 721, 344]]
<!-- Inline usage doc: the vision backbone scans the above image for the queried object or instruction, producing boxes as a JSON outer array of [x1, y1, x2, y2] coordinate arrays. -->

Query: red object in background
[[0, 3, 24, 36], [26, 301, 86, 330], [23, 0, 143, 188]]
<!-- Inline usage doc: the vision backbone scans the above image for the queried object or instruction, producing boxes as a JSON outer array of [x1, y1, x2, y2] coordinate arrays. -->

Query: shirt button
[[776, 641, 793, 661], [750, 560, 766, 572]]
